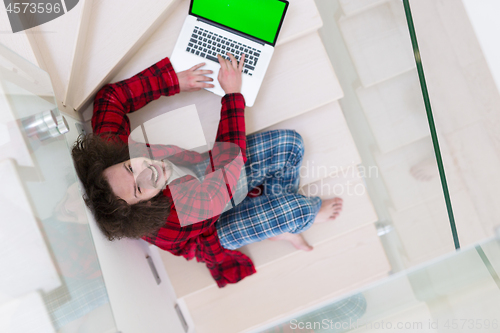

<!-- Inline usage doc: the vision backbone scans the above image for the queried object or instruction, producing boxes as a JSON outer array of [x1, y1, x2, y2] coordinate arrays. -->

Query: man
[[72, 53, 343, 287]]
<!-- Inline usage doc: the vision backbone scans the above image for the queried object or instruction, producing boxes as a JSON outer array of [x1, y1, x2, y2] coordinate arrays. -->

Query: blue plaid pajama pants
[[206, 129, 322, 250]]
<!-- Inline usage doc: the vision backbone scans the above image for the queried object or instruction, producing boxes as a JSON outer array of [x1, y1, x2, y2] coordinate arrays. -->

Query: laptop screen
[[190, 0, 288, 45]]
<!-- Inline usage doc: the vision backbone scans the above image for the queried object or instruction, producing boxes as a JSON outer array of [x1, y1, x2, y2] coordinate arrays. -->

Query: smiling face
[[103, 157, 172, 205]]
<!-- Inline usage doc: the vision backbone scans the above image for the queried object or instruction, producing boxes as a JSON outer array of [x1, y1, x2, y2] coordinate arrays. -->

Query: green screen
[[191, 0, 287, 44]]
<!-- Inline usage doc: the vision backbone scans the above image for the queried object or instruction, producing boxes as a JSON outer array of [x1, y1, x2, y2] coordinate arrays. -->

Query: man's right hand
[[217, 53, 245, 95], [177, 63, 214, 92]]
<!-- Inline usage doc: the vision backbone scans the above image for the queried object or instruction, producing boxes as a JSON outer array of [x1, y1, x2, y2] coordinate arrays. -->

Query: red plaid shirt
[[92, 57, 256, 287]]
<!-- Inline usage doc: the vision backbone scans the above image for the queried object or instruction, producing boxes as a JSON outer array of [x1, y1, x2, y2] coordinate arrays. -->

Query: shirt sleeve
[[214, 93, 247, 163], [91, 57, 180, 143]]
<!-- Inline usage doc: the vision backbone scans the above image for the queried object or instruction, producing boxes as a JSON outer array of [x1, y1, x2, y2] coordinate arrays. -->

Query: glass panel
[[0, 42, 117, 332], [260, 237, 500, 333], [311, 0, 457, 272], [403, 0, 500, 247], [255, 1, 500, 330]]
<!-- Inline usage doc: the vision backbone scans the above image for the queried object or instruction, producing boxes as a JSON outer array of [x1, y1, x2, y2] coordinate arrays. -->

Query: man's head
[[103, 157, 172, 205], [71, 134, 171, 240]]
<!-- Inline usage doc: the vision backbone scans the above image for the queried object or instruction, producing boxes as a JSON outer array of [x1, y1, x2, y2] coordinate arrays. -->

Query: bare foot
[[314, 197, 343, 224], [269, 233, 313, 251]]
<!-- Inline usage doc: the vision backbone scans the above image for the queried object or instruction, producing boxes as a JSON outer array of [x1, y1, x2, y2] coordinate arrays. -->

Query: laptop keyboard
[[186, 26, 261, 76]]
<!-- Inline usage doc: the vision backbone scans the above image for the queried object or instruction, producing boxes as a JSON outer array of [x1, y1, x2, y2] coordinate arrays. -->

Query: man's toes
[[331, 205, 343, 217], [332, 204, 343, 213], [329, 211, 340, 219], [331, 198, 343, 207]]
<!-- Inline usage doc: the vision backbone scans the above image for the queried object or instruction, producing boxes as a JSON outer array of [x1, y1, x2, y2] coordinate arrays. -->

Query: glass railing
[[260, 237, 500, 333], [258, 0, 500, 331], [405, 0, 500, 249], [0, 42, 117, 332], [310, 0, 489, 273]]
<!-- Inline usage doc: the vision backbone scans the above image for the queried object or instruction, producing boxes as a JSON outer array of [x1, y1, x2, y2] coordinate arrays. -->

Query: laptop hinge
[[196, 17, 266, 46]]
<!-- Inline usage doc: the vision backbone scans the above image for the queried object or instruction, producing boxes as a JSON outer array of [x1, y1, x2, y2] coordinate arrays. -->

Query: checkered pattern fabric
[[92, 57, 180, 143], [43, 276, 109, 330], [216, 130, 322, 249]]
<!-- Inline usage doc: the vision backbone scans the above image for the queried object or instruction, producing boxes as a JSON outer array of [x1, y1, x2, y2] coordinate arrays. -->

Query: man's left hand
[[177, 63, 215, 92]]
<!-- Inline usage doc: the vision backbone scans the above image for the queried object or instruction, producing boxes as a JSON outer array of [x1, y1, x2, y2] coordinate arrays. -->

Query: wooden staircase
[[1, 0, 392, 332]]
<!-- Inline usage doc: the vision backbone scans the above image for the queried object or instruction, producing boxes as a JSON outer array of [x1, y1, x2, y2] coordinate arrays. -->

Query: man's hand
[[217, 53, 245, 95], [177, 63, 215, 92]]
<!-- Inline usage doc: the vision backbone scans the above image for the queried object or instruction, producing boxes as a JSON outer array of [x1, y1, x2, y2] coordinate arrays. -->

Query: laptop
[[170, 0, 289, 107]]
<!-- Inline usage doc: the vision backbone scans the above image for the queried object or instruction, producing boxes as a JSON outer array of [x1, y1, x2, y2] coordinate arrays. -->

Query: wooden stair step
[[18, 0, 88, 120], [119, 32, 342, 143], [356, 70, 430, 154], [66, 0, 181, 112], [159, 167, 378, 299], [262, 101, 360, 186], [183, 223, 390, 333], [337, 0, 415, 87]]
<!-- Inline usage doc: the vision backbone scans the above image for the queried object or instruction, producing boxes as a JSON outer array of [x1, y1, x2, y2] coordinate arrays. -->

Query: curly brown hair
[[71, 134, 171, 240]]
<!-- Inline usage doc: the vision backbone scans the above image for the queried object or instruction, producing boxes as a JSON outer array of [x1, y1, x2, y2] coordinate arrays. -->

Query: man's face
[[103, 157, 172, 205]]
